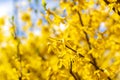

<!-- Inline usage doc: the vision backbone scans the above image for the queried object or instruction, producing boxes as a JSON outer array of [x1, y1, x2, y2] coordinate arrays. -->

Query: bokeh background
[[0, 0, 59, 36], [0, 0, 106, 37]]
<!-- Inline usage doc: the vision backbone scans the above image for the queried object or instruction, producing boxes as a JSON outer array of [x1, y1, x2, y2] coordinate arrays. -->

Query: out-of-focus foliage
[[0, 0, 120, 80]]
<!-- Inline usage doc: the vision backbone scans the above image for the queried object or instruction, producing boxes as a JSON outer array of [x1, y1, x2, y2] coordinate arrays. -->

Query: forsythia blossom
[[0, 0, 120, 80]]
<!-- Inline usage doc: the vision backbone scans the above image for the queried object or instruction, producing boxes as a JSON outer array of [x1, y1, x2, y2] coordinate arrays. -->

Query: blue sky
[[0, 0, 59, 36], [0, 0, 59, 16], [0, 0, 106, 37], [0, 0, 13, 16]]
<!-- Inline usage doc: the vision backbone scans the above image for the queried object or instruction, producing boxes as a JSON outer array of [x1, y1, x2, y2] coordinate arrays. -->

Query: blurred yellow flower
[[20, 12, 31, 22], [37, 19, 42, 26], [0, 0, 120, 80], [0, 17, 5, 26]]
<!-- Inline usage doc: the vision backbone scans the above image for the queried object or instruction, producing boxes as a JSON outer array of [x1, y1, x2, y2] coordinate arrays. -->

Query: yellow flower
[[20, 12, 31, 22], [107, 0, 117, 3], [0, 17, 5, 26], [37, 19, 42, 26]]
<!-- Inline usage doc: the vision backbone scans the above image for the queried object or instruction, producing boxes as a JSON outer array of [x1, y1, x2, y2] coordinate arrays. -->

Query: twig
[[103, 0, 120, 15], [69, 60, 81, 80], [11, 17, 22, 80], [65, 45, 84, 57], [17, 40, 22, 80], [73, 2, 112, 79]]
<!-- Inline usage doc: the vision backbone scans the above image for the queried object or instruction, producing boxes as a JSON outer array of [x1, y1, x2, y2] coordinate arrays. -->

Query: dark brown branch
[[11, 17, 23, 80], [103, 0, 120, 15], [104, 0, 111, 4], [77, 11, 84, 26], [65, 45, 77, 53], [104, 0, 120, 4], [84, 31, 92, 49], [65, 44, 111, 80], [65, 45, 84, 57], [76, 8, 112, 80], [16, 39, 22, 80], [70, 61, 81, 80]]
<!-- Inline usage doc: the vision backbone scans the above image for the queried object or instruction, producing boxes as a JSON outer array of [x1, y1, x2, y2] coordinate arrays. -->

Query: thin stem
[[69, 60, 81, 80], [103, 0, 120, 15], [11, 17, 22, 80], [65, 45, 84, 57], [76, 9, 111, 80], [65, 45, 77, 53], [17, 40, 22, 80]]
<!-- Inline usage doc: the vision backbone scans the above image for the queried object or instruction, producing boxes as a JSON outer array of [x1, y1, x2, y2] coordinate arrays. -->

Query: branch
[[17, 40, 22, 80], [11, 17, 22, 80], [103, 0, 120, 15], [76, 8, 112, 80], [69, 60, 81, 80], [65, 44, 111, 80], [77, 11, 84, 26], [65, 45, 84, 57]]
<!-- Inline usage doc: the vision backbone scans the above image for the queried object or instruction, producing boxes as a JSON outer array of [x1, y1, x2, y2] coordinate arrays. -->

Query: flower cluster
[[0, 0, 120, 80]]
